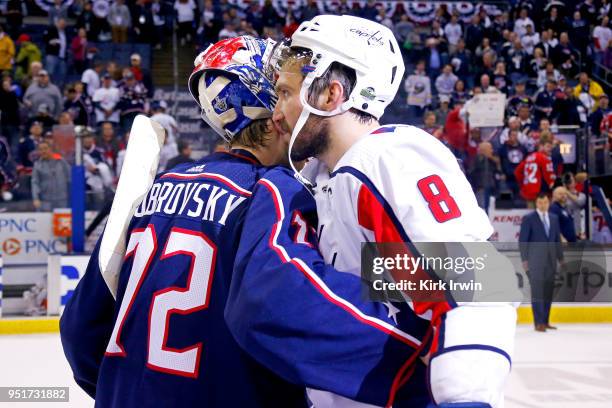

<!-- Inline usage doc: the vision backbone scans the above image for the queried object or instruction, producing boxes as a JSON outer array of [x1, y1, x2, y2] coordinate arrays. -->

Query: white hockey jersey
[[301, 125, 517, 407]]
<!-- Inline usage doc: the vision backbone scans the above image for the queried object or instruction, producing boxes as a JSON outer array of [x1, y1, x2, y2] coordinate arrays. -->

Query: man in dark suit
[[519, 193, 564, 332]]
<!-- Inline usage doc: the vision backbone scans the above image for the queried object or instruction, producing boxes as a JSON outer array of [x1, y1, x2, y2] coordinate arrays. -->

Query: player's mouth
[[273, 119, 291, 139]]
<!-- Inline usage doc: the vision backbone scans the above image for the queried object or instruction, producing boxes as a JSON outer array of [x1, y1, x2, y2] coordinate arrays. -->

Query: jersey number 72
[[104, 225, 216, 378]]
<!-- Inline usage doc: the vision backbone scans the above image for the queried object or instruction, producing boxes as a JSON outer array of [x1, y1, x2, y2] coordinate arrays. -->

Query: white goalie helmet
[[271, 14, 405, 120]]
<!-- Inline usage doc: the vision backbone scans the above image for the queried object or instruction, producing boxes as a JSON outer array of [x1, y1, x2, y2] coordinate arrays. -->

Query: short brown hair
[[230, 118, 271, 149]]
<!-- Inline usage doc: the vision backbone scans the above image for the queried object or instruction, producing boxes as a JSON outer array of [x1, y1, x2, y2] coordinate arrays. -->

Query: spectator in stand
[[537, 61, 562, 89], [77, 0, 99, 41], [22, 61, 43, 90], [219, 21, 239, 40], [593, 16, 612, 70], [118, 70, 148, 132], [549, 186, 577, 242], [5, 0, 24, 40], [498, 129, 528, 201], [562, 172, 587, 239], [0, 25, 15, 74], [553, 32, 579, 79], [444, 14, 462, 54], [515, 136, 556, 207], [165, 139, 194, 171], [451, 79, 469, 105], [82, 131, 114, 203], [421, 111, 443, 139], [27, 104, 57, 130], [71, 28, 89, 75], [529, 48, 548, 79], [0, 137, 17, 201], [552, 85, 585, 126], [197, 0, 217, 48], [300, 0, 322, 22], [133, 0, 155, 44], [151, 0, 167, 50], [375, 7, 393, 31], [542, 6, 566, 37], [435, 64, 458, 99], [17, 122, 44, 171], [175, 0, 197, 46], [159, 134, 179, 171], [129, 53, 154, 98], [479, 74, 499, 94], [0, 77, 21, 149], [429, 20, 448, 54], [48, 0, 69, 26], [150, 101, 178, 145], [506, 39, 529, 82], [64, 87, 89, 126], [14, 35, 41, 84], [507, 79, 534, 117], [24, 70, 63, 120], [492, 61, 510, 95], [404, 60, 431, 122], [115, 131, 129, 177], [521, 23, 540, 55], [450, 38, 473, 85], [468, 141, 500, 213], [435, 94, 451, 127], [81, 60, 104, 99], [361, 0, 379, 22], [535, 29, 557, 60], [282, 12, 300, 38], [31, 140, 71, 211], [97, 122, 123, 173], [499, 116, 531, 151], [535, 79, 558, 122], [604, 39, 612, 68], [108, 0, 131, 43], [574, 72, 604, 112], [517, 104, 536, 134], [444, 100, 468, 159], [465, 14, 484, 52], [475, 37, 495, 62], [44, 18, 68, 87], [514, 8, 534, 38], [570, 11, 590, 57], [590, 94, 610, 136], [58, 111, 73, 126], [260, 0, 281, 35], [423, 37, 443, 82], [93, 73, 120, 126]]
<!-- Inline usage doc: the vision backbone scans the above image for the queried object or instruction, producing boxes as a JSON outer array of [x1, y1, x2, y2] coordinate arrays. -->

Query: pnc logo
[[2, 238, 21, 255]]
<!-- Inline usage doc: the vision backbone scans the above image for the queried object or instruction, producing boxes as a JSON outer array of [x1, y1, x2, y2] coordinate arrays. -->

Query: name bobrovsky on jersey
[[133, 180, 247, 225]]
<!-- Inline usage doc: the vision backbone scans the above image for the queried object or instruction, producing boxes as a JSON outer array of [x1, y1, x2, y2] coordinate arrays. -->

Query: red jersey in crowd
[[514, 151, 556, 201]]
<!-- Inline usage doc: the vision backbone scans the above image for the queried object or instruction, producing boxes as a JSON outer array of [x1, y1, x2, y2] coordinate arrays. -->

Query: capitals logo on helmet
[[188, 36, 277, 142]]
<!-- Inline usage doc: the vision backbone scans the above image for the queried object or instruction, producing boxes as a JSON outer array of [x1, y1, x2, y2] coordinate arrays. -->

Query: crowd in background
[[0, 0, 610, 242]]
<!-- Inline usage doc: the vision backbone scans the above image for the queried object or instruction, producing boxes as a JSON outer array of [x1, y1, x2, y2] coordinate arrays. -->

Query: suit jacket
[[519, 211, 563, 278]]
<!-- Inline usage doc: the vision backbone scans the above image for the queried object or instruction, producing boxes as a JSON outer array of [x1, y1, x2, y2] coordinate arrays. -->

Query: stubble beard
[[289, 114, 330, 162]]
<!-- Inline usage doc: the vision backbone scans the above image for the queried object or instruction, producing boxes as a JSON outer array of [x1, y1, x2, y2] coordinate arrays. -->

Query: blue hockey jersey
[[60, 149, 431, 407]]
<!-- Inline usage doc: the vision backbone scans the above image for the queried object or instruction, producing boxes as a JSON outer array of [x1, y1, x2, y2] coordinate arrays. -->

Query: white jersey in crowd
[[151, 112, 178, 145], [92, 86, 120, 124], [301, 125, 517, 408]]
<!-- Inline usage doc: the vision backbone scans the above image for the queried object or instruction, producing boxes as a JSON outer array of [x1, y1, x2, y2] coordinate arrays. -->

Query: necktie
[[542, 214, 550, 237]]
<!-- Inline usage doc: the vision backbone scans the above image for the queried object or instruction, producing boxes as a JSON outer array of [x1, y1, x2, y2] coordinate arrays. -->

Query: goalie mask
[[188, 36, 277, 142]]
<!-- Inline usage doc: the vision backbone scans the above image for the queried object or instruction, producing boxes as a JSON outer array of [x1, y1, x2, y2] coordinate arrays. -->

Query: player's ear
[[321, 80, 345, 112]]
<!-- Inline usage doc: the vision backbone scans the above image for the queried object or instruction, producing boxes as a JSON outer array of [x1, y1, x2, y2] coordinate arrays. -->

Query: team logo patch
[[214, 97, 228, 112], [348, 27, 385, 47], [360, 87, 376, 100], [186, 164, 206, 173]]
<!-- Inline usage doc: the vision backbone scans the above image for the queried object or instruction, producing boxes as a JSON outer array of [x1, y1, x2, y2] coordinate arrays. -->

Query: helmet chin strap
[[287, 75, 353, 185]]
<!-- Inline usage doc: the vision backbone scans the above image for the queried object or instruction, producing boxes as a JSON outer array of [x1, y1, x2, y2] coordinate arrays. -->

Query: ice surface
[[0, 324, 610, 407]]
